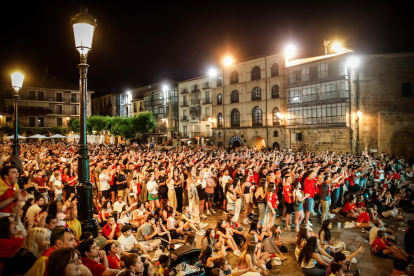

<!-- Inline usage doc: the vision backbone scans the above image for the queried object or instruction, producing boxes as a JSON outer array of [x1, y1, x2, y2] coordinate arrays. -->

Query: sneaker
[[295, 227, 300, 233], [243, 219, 250, 225], [283, 226, 291, 231], [206, 210, 211, 215], [200, 214, 207, 218], [351, 257, 358, 264], [211, 209, 216, 214], [234, 250, 241, 256], [309, 218, 314, 222], [223, 211, 228, 215], [307, 221, 313, 226], [197, 230, 204, 236], [361, 229, 366, 233], [282, 217, 286, 221]]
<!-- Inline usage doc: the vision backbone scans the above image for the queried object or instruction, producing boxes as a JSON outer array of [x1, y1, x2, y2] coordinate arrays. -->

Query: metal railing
[[190, 115, 200, 121], [287, 91, 349, 104], [202, 83, 211, 90], [202, 97, 212, 105], [180, 101, 189, 107], [180, 89, 189, 94], [191, 99, 200, 105], [191, 87, 200, 92], [213, 119, 286, 128], [152, 99, 164, 105], [191, 132, 201, 137], [179, 132, 189, 138], [180, 116, 189, 121], [153, 126, 167, 133], [144, 101, 151, 107], [287, 116, 346, 125]]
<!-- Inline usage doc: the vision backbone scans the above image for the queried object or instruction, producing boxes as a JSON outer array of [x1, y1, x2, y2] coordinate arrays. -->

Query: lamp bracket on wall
[[316, 128, 321, 133], [337, 127, 342, 134]]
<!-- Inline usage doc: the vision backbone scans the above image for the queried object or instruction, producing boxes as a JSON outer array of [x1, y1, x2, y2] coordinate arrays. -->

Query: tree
[[31, 127, 49, 135], [87, 116, 111, 135], [131, 112, 157, 137], [0, 122, 24, 136], [51, 126, 68, 135], [68, 118, 80, 134]]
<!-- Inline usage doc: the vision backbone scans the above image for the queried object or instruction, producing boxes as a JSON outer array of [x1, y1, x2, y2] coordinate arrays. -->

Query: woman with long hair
[[5, 227, 49, 276], [241, 174, 253, 225], [166, 167, 177, 210], [195, 166, 207, 218], [201, 228, 217, 250], [319, 219, 344, 253], [173, 169, 184, 212], [236, 236, 269, 275], [256, 178, 267, 225], [99, 200, 114, 227], [48, 200, 75, 227], [214, 219, 240, 256], [121, 253, 144, 275], [298, 236, 330, 276], [105, 242, 121, 269], [292, 181, 310, 232], [261, 224, 288, 260], [225, 183, 237, 215], [184, 232, 196, 246], [264, 183, 279, 229], [66, 167, 78, 198], [198, 244, 226, 276], [187, 171, 200, 217]]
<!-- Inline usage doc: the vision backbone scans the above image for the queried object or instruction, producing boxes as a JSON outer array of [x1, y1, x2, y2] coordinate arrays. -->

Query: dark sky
[[1, 0, 414, 96]]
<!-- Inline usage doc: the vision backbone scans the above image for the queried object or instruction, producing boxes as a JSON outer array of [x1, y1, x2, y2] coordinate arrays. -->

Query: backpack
[[293, 190, 300, 206]]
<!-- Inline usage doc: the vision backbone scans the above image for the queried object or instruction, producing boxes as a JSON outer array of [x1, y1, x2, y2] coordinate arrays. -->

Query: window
[[71, 93, 78, 103], [218, 132, 222, 138], [271, 85, 280, 99], [56, 118, 63, 126], [56, 92, 63, 102], [72, 105, 78, 115], [205, 107, 210, 117], [309, 66, 318, 81], [134, 102, 137, 112], [273, 107, 280, 125], [4, 89, 13, 99], [38, 91, 45, 101], [231, 109, 240, 127], [231, 90, 239, 103], [251, 66, 261, 80], [252, 86, 261, 101], [230, 71, 238, 84], [328, 61, 339, 77], [38, 117, 45, 127], [183, 126, 187, 137], [218, 113, 223, 127], [273, 130, 278, 137], [252, 106, 262, 127], [287, 103, 348, 125], [271, 63, 279, 77], [296, 133, 303, 141], [217, 94, 223, 105], [29, 117, 36, 127], [217, 77, 222, 87], [402, 83, 412, 97], [293, 70, 301, 82], [29, 90, 36, 100], [55, 105, 63, 114]]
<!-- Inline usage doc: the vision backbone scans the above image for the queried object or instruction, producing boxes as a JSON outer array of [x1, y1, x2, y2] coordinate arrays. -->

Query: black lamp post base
[[76, 183, 98, 237]]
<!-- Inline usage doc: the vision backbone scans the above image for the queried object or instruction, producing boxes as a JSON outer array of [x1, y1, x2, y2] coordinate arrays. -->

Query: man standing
[[99, 167, 111, 199], [49, 168, 63, 202], [304, 167, 319, 227], [33, 170, 51, 203]]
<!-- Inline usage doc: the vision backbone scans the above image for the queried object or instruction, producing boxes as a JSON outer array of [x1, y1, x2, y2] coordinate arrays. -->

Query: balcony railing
[[154, 113, 167, 119], [202, 97, 212, 105], [152, 99, 164, 105], [191, 132, 201, 137], [202, 83, 211, 90], [179, 132, 189, 138], [191, 99, 200, 105], [190, 115, 200, 121], [3, 106, 53, 116], [191, 87, 200, 92], [180, 116, 189, 122], [201, 115, 211, 121], [144, 101, 151, 107], [153, 126, 167, 133], [180, 101, 189, 107], [180, 89, 189, 94], [287, 91, 349, 104], [287, 116, 346, 125], [71, 110, 79, 115], [217, 100, 223, 105], [70, 97, 79, 103], [213, 119, 286, 128]]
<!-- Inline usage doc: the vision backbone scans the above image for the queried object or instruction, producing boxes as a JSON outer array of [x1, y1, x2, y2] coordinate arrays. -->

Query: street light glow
[[71, 7, 97, 56], [11, 72, 24, 90], [66, 117, 70, 120], [223, 57, 233, 66], [357, 110, 362, 118], [347, 57, 359, 68], [208, 68, 217, 77], [332, 42, 344, 54], [285, 44, 296, 59], [276, 112, 281, 118], [163, 85, 169, 92]]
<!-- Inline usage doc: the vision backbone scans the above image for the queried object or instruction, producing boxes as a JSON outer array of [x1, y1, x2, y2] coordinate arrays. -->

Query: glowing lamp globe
[[11, 72, 24, 90], [71, 7, 97, 55]]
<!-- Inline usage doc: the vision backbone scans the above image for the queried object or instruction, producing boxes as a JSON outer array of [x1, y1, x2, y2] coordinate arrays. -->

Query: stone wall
[[289, 128, 351, 154]]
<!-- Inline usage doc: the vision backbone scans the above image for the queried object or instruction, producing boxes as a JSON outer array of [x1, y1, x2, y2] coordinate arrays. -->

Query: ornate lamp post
[[70, 7, 98, 237], [10, 72, 24, 155], [356, 110, 362, 154]]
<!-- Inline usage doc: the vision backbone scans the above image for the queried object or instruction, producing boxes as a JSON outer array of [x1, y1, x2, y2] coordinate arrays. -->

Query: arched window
[[402, 83, 412, 97], [231, 109, 240, 127], [252, 86, 261, 101], [218, 132, 222, 138], [273, 107, 280, 126], [271, 85, 280, 99], [251, 66, 261, 80], [217, 113, 223, 128], [231, 90, 239, 103], [252, 106, 262, 127], [271, 63, 279, 77], [273, 130, 278, 137], [217, 94, 222, 105], [217, 76, 223, 87], [230, 71, 238, 84]]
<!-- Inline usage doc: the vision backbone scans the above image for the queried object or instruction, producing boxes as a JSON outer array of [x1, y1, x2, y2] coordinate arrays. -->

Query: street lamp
[[208, 68, 217, 77], [356, 110, 362, 154], [332, 42, 344, 54], [70, 7, 97, 237], [348, 56, 361, 155], [10, 72, 24, 156]]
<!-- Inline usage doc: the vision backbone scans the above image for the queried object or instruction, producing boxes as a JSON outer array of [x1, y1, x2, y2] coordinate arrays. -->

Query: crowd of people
[[0, 141, 414, 276]]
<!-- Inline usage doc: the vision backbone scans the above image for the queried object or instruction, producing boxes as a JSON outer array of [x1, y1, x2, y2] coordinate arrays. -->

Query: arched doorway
[[218, 141, 223, 147], [273, 142, 280, 150], [229, 136, 242, 148], [248, 135, 266, 150], [390, 130, 414, 159]]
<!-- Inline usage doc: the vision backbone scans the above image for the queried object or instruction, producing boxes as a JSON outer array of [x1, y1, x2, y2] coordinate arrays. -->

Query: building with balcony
[[212, 53, 287, 150], [0, 74, 93, 137], [92, 93, 114, 116], [178, 76, 214, 144]]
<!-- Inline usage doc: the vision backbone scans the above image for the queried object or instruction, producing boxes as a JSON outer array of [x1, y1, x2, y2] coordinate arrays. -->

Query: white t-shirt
[[50, 175, 63, 195], [114, 201, 126, 213], [118, 234, 138, 251], [222, 175, 232, 191], [369, 226, 381, 245], [99, 173, 110, 191], [147, 180, 158, 195]]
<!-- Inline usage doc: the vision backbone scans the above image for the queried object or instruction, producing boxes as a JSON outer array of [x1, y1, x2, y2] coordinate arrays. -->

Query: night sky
[[1, 0, 414, 96]]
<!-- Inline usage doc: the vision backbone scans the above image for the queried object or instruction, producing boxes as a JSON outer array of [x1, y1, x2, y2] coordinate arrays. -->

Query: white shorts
[[244, 193, 252, 203]]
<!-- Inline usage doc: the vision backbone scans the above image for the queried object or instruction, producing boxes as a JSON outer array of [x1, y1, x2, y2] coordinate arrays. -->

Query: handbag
[[280, 245, 288, 253], [294, 190, 300, 206]]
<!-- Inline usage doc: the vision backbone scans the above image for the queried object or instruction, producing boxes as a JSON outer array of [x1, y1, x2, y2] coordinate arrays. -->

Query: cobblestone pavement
[[193, 207, 412, 276]]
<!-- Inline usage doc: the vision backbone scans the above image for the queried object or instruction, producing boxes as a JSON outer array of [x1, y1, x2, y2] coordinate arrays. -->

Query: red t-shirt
[[304, 177, 316, 198], [42, 247, 58, 276], [102, 223, 120, 239], [81, 257, 107, 276], [373, 171, 380, 180], [0, 237, 24, 258], [342, 202, 355, 213], [357, 202, 366, 208], [267, 192, 278, 209], [34, 177, 48, 193], [348, 174, 355, 186], [0, 179, 19, 214], [67, 176, 76, 186], [393, 173, 401, 180], [371, 237, 389, 254], [357, 212, 370, 223], [107, 254, 120, 269], [283, 184, 293, 203]]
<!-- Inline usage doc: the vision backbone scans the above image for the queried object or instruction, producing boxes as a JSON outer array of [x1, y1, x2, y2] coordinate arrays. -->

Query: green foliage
[[68, 118, 80, 134], [31, 127, 49, 135], [0, 122, 24, 136], [51, 126, 68, 135], [131, 112, 157, 136], [87, 116, 111, 135]]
